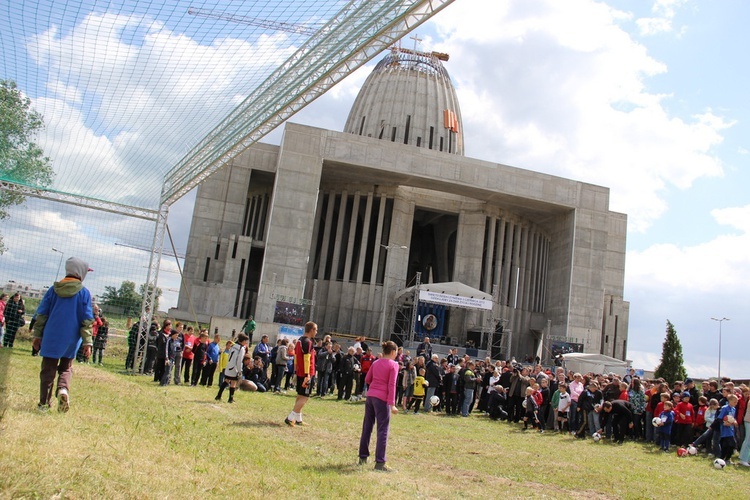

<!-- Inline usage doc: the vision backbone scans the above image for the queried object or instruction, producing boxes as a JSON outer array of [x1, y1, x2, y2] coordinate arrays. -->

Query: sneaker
[[215, 396, 221, 401], [58, 388, 69, 413], [227, 398, 234, 404], [295, 420, 309, 427], [284, 418, 296, 427], [358, 457, 368, 466], [374, 462, 395, 473], [37, 404, 50, 413], [738, 461, 750, 467]]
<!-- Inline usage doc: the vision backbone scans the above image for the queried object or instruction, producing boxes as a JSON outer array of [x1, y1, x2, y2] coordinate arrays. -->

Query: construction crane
[[115, 242, 185, 259], [187, 7, 322, 37]]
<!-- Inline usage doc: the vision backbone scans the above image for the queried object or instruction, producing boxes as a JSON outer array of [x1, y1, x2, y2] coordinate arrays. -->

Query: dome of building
[[344, 47, 464, 155]]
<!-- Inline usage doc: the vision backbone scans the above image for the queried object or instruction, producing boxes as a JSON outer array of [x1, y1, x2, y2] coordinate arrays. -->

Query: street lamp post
[[710, 317, 729, 379], [52, 247, 65, 281], [379, 244, 408, 343]]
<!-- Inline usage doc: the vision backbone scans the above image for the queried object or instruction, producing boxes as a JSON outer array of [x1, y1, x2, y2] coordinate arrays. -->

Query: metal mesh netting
[[0, 0, 454, 369], [0, 0, 346, 209], [0, 196, 182, 350]]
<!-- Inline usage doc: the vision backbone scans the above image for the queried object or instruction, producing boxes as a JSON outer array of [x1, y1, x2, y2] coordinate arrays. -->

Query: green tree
[[100, 281, 141, 315], [0, 79, 55, 253], [100, 280, 163, 316], [654, 320, 688, 384], [139, 282, 162, 314]]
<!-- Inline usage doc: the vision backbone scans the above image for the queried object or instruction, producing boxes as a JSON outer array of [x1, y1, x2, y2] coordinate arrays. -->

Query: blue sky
[[2, 0, 748, 378]]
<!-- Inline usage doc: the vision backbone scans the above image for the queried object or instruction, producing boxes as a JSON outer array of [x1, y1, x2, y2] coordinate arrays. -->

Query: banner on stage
[[419, 290, 493, 310]]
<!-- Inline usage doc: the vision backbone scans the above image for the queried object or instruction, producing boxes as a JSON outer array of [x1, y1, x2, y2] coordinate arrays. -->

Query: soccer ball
[[522, 399, 528, 409], [677, 448, 688, 457], [687, 445, 698, 456], [713, 458, 726, 469], [725, 415, 736, 425], [652, 417, 661, 427], [592, 432, 601, 442], [430, 395, 440, 407]]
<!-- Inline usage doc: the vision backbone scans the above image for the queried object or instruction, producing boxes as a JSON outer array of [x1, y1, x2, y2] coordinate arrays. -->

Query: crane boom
[[188, 7, 321, 36]]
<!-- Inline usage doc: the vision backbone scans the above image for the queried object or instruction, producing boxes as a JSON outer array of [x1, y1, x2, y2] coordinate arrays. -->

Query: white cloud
[[636, 0, 687, 36], [627, 205, 750, 292], [46, 79, 82, 104], [429, 0, 729, 232], [712, 203, 750, 233]]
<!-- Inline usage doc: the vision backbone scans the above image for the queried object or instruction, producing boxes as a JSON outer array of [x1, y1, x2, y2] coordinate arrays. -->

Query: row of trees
[[100, 281, 162, 316]]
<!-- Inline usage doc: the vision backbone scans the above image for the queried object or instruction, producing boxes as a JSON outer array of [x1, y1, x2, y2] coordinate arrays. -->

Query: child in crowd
[[523, 386, 541, 432], [92, 318, 109, 365], [618, 382, 629, 401], [658, 400, 675, 452], [217, 340, 233, 387], [557, 383, 571, 432], [693, 395, 708, 440], [239, 355, 258, 392], [408, 367, 427, 414], [537, 378, 550, 433], [401, 361, 415, 411], [691, 398, 720, 454], [215, 333, 248, 403], [652, 392, 670, 444], [248, 356, 269, 392], [162, 329, 180, 386], [717, 394, 739, 463], [674, 391, 694, 446]]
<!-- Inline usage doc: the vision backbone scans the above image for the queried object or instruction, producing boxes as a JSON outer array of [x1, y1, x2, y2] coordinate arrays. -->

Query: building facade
[[171, 48, 629, 361]]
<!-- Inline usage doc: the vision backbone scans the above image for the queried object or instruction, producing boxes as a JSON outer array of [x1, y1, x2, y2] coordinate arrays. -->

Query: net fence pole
[[134, 204, 168, 374]]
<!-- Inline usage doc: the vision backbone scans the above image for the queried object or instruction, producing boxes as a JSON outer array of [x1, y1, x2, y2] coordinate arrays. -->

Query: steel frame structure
[[0, 181, 159, 221], [161, 0, 455, 205], [3, 0, 456, 373]]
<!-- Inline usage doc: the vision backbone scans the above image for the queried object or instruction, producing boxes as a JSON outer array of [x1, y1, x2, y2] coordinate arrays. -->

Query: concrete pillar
[[483, 215, 496, 293]]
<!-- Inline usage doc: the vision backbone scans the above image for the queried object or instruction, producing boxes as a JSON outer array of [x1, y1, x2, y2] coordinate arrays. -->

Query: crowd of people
[[123, 322, 750, 470], [8, 274, 749, 471]]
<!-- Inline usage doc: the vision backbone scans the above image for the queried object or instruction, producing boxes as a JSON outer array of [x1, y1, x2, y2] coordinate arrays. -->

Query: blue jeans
[[317, 371, 330, 396], [568, 401, 579, 431], [693, 427, 721, 456], [425, 386, 436, 412], [462, 388, 475, 417], [588, 410, 600, 436], [172, 352, 183, 384], [739, 421, 750, 463]]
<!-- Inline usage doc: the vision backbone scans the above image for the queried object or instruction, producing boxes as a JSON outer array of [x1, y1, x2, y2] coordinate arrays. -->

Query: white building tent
[[563, 353, 629, 375]]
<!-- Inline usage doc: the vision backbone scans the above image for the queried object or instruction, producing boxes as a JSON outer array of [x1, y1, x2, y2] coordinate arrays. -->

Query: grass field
[[0, 335, 747, 499]]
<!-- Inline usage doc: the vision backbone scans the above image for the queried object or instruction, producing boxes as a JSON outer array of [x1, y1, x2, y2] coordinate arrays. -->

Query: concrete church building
[[172, 47, 629, 362]]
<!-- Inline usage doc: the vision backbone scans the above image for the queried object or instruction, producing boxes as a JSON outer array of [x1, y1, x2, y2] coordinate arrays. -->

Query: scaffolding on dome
[[0, 0, 455, 372]]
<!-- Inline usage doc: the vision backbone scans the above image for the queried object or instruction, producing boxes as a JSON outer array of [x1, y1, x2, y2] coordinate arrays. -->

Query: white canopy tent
[[562, 353, 629, 375]]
